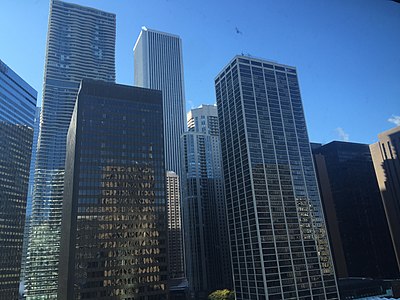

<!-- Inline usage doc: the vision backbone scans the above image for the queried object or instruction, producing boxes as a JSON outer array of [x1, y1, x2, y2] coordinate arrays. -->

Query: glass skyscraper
[[0, 59, 36, 299], [215, 56, 339, 299], [58, 80, 168, 299], [26, 1, 115, 298], [313, 141, 398, 279], [20, 107, 41, 297]]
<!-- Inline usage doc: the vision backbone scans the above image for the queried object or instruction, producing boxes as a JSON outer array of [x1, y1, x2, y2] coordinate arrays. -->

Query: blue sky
[[1, 0, 399, 144]]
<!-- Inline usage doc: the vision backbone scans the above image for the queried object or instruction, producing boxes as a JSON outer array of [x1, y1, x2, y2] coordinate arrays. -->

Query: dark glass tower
[[27, 1, 115, 298], [312, 141, 399, 279], [182, 105, 232, 299], [58, 80, 168, 299], [215, 56, 339, 300], [0, 59, 36, 299]]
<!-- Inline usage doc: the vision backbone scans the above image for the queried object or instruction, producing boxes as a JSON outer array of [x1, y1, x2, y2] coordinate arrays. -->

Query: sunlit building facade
[[215, 56, 339, 299], [58, 80, 168, 299], [0, 59, 36, 299], [26, 1, 116, 298], [370, 126, 400, 272], [133, 27, 186, 175]]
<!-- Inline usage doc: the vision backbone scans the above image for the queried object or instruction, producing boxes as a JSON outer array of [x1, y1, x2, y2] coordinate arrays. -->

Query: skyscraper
[[133, 26, 186, 175], [182, 105, 232, 299], [0, 59, 36, 299], [370, 126, 400, 271], [312, 141, 398, 279], [58, 80, 168, 299], [166, 171, 184, 279], [215, 56, 339, 299], [26, 1, 115, 298], [20, 107, 41, 297], [134, 27, 187, 286]]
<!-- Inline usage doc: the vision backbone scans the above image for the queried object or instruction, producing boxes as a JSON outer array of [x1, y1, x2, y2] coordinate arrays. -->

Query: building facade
[[26, 1, 116, 298], [312, 141, 398, 279], [134, 27, 187, 286], [370, 126, 400, 272], [133, 26, 186, 175], [166, 171, 184, 279], [19, 107, 41, 298], [182, 105, 232, 299], [215, 56, 339, 299], [0, 59, 36, 299], [58, 80, 168, 299]]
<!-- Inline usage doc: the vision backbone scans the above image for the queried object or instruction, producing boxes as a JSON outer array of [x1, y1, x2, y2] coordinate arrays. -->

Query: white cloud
[[187, 99, 195, 110], [388, 115, 400, 126], [336, 127, 349, 142]]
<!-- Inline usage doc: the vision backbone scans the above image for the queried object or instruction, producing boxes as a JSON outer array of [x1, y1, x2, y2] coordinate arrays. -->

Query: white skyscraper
[[133, 27, 186, 175]]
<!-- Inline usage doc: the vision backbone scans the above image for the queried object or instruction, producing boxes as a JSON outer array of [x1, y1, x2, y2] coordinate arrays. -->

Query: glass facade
[[182, 105, 232, 299], [215, 56, 339, 300], [313, 141, 398, 279], [58, 80, 168, 299], [20, 107, 41, 296], [0, 59, 36, 299], [166, 171, 184, 279], [26, 1, 116, 298]]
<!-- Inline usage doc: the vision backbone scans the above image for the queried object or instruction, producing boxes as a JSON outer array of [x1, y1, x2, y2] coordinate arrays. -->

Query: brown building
[[370, 126, 400, 272]]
